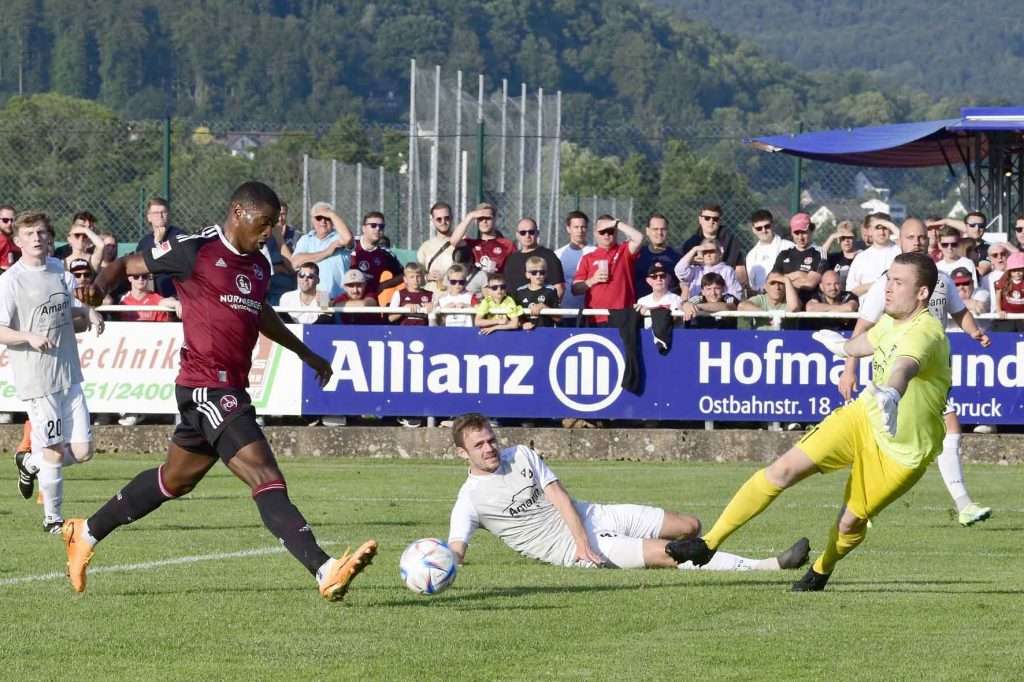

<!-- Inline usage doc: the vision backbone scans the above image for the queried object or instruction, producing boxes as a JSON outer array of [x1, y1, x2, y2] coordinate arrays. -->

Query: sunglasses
[[448, 279, 466, 285], [648, 273, 667, 280], [700, 215, 721, 222], [752, 223, 772, 232], [0, 217, 13, 224], [69, 233, 88, 239], [839, 236, 854, 240], [364, 222, 385, 229], [297, 273, 318, 280], [1016, 227, 1024, 233], [314, 215, 331, 222], [488, 284, 506, 290], [478, 216, 494, 221], [990, 251, 1008, 257], [434, 216, 452, 222], [966, 222, 984, 228], [127, 274, 152, 280], [518, 230, 538, 236], [72, 271, 91, 278], [596, 227, 616, 236], [940, 242, 959, 248], [527, 270, 546, 276]]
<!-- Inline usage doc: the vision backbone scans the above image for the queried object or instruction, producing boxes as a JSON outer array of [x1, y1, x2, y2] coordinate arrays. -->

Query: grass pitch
[[1, 455, 1022, 680]]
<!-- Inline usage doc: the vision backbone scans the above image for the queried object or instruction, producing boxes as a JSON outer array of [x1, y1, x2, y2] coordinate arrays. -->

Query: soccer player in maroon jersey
[[61, 182, 377, 601]]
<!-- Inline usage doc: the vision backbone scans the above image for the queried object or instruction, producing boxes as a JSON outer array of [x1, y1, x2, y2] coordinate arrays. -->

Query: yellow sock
[[703, 469, 783, 549], [813, 526, 866, 574]]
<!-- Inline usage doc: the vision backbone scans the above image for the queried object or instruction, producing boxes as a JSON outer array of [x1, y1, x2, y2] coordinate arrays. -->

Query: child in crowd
[[474, 273, 523, 334], [388, 262, 433, 326], [993, 251, 1024, 331], [514, 255, 559, 330], [634, 261, 683, 328], [436, 264, 477, 327]]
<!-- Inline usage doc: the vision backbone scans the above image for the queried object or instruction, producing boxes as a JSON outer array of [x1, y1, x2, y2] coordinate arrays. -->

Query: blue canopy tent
[[750, 107, 1024, 228]]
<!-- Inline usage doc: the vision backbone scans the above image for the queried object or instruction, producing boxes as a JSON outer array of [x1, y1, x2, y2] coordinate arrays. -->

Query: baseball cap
[[950, 267, 973, 285], [310, 201, 333, 219], [789, 213, 812, 232], [68, 258, 91, 273], [1007, 252, 1024, 271], [646, 261, 669, 277], [343, 269, 366, 284]]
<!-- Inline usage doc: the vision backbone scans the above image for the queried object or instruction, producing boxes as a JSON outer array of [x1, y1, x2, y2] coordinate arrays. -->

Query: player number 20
[[46, 418, 62, 439], [807, 397, 831, 416]]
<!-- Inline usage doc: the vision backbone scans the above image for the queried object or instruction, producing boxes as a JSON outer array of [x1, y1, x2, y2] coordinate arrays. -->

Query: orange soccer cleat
[[318, 539, 378, 602], [62, 519, 95, 593]]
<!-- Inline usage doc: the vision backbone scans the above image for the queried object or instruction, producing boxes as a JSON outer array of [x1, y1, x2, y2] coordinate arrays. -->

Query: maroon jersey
[[349, 242, 402, 295], [393, 289, 432, 326], [143, 225, 271, 389], [464, 237, 514, 273]]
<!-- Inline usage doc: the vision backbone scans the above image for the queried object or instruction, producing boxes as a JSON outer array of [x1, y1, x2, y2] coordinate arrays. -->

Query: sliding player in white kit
[[1, 212, 104, 532], [447, 414, 810, 572], [839, 217, 992, 527]]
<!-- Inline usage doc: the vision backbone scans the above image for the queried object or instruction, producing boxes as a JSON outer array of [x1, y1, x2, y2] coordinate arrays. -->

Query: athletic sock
[[936, 434, 971, 512], [702, 469, 784, 550], [81, 520, 99, 547], [813, 525, 866, 574], [21, 450, 41, 474], [252, 480, 330, 576], [316, 558, 338, 584], [38, 460, 63, 523], [677, 550, 776, 571], [87, 466, 176, 543]]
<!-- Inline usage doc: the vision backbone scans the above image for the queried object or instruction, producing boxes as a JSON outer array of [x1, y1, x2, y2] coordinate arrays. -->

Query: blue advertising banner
[[301, 326, 1024, 424]]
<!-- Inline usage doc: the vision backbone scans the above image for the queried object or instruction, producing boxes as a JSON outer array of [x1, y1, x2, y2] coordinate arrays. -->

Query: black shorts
[[172, 386, 266, 462]]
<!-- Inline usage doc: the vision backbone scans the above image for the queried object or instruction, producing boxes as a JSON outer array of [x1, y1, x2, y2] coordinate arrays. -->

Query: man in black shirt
[[502, 217, 564, 297], [772, 212, 825, 305], [680, 203, 746, 288]]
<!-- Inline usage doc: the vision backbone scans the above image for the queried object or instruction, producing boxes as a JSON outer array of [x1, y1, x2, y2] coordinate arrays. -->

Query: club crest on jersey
[[235, 274, 252, 294], [150, 240, 172, 259], [359, 261, 369, 272], [219, 394, 239, 413], [253, 264, 264, 280]]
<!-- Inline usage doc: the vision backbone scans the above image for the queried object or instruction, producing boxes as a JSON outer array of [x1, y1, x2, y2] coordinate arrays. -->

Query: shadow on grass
[[371, 582, 692, 607], [105, 585, 308, 597], [119, 519, 426, 532]]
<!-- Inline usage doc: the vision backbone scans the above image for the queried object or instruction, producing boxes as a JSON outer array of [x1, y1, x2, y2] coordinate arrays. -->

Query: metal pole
[[330, 159, 337, 207], [535, 88, 543, 223], [790, 121, 803, 215], [460, 151, 469, 217], [499, 78, 508, 193], [356, 162, 363, 224], [379, 166, 385, 222], [454, 70, 463, 215], [476, 120, 485, 205], [431, 64, 440, 207], [302, 154, 309, 233], [407, 59, 417, 249], [552, 90, 562, 245], [518, 82, 526, 219], [162, 117, 171, 204]]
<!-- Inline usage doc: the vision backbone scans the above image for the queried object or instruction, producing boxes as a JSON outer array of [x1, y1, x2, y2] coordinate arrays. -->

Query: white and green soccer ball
[[399, 538, 457, 595]]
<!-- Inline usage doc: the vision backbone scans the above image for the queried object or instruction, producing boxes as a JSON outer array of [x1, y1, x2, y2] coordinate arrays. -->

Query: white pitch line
[[0, 545, 289, 587]]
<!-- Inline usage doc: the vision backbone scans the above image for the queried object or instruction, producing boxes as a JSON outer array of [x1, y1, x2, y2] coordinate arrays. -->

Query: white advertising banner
[[0, 322, 304, 415]]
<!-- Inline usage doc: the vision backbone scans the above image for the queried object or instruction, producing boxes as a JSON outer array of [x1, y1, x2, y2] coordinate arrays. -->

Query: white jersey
[[437, 291, 475, 327], [278, 289, 329, 324], [448, 445, 580, 566], [859, 270, 966, 326], [0, 257, 83, 400], [846, 243, 900, 292], [745, 235, 794, 293]]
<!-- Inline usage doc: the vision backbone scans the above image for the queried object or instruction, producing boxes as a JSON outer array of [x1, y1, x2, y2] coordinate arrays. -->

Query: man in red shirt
[[348, 211, 402, 296], [118, 272, 177, 322], [63, 182, 376, 601], [0, 204, 20, 271], [448, 203, 515, 277], [572, 215, 644, 324]]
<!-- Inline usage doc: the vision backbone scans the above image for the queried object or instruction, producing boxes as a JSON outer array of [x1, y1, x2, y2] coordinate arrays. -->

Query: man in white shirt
[[935, 227, 977, 284], [845, 214, 900, 295], [745, 209, 793, 294], [554, 210, 595, 318], [446, 413, 810, 572], [278, 263, 330, 324], [416, 201, 456, 294]]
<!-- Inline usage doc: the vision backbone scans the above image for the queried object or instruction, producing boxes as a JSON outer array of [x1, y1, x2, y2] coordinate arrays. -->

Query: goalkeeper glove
[[868, 383, 901, 436], [812, 329, 849, 358]]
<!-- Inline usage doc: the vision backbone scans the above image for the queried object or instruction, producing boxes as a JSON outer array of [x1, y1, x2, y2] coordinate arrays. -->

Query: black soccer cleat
[[665, 537, 716, 566], [43, 519, 64, 535], [791, 567, 831, 592], [15, 451, 36, 500], [776, 537, 811, 570]]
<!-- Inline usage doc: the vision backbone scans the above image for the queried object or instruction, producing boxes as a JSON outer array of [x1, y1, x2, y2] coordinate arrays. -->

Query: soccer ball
[[399, 538, 457, 595]]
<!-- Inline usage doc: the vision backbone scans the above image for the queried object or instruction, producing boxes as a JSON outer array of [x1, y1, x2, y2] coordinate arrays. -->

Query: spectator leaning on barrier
[[475, 272, 524, 333], [331, 269, 380, 325], [502, 217, 565, 297], [682, 271, 739, 330], [573, 215, 644, 325], [68, 258, 104, 308], [820, 221, 861, 291], [514, 255, 559, 329], [738, 269, 800, 330], [388, 262, 432, 326], [635, 261, 683, 329], [634, 213, 681, 298], [291, 202, 353, 301], [266, 200, 297, 305], [279, 262, 331, 325], [436, 264, 477, 328], [772, 212, 826, 305], [555, 210, 595, 317], [804, 269, 858, 331], [680, 203, 747, 289], [136, 197, 185, 298], [935, 226, 977, 285], [350, 211, 403, 299], [845, 213, 899, 295], [417, 201, 457, 294], [744, 209, 793, 295], [675, 238, 742, 300], [950, 266, 989, 332], [0, 204, 19, 270]]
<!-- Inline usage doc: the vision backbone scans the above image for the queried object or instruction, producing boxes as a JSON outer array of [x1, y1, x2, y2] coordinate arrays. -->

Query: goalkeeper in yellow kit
[[667, 251, 951, 591]]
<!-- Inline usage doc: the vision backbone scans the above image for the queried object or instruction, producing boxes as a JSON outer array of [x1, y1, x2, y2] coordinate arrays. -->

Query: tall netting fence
[[303, 157, 404, 239]]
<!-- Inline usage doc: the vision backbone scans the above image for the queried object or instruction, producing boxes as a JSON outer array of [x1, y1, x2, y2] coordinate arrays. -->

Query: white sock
[[677, 551, 777, 571], [22, 451, 42, 474], [38, 460, 64, 523], [82, 520, 98, 547], [937, 434, 972, 512], [315, 557, 337, 585]]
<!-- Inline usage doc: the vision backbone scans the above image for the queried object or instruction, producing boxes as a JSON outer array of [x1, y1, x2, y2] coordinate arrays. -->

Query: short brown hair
[[939, 226, 960, 240], [893, 251, 938, 298], [147, 197, 169, 211], [565, 210, 589, 226], [404, 261, 424, 275], [452, 413, 493, 449], [15, 211, 51, 235], [700, 203, 722, 215]]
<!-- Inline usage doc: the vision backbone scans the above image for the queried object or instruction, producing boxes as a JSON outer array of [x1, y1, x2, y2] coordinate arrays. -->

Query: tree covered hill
[[661, 0, 1024, 103], [1, 0, 958, 132]]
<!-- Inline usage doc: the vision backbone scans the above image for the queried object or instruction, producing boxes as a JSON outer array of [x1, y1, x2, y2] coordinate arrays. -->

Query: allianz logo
[[323, 334, 625, 411]]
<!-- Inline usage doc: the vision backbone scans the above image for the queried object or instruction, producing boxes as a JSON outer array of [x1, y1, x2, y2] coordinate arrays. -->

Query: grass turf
[[1, 455, 1022, 680]]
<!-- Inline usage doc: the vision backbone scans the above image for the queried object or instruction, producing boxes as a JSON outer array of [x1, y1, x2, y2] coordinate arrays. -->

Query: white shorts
[[26, 383, 91, 451], [575, 502, 665, 570]]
